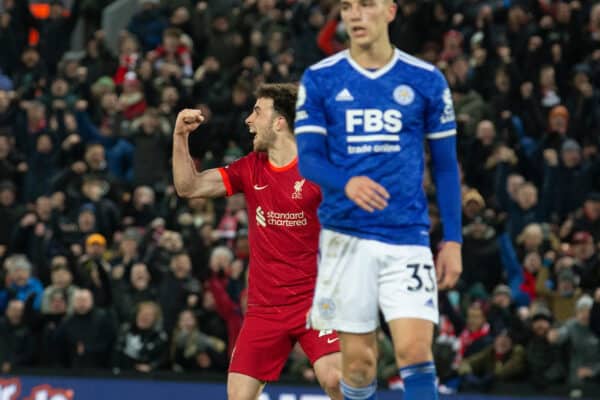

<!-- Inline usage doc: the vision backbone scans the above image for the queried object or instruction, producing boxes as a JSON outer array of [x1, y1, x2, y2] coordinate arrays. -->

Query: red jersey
[[218, 152, 321, 312]]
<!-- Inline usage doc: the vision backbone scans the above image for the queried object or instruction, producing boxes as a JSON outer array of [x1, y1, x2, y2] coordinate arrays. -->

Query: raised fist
[[174, 109, 205, 136]]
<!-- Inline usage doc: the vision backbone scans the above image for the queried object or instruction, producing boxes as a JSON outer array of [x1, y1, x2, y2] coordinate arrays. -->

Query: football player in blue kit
[[294, 1, 462, 399]]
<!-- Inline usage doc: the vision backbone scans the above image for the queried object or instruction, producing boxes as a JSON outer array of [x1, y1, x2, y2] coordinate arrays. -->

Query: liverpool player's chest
[[246, 169, 321, 214]]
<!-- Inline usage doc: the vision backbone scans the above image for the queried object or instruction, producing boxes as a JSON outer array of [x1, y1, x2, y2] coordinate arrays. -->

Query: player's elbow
[[174, 182, 193, 199]]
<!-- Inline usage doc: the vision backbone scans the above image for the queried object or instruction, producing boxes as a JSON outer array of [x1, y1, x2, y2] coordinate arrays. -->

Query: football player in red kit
[[172, 83, 341, 400]]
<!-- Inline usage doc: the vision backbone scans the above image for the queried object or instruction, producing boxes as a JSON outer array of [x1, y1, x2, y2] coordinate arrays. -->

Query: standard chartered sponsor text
[[267, 210, 308, 226]]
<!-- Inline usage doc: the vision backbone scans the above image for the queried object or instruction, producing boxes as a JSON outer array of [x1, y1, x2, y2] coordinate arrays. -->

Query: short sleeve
[[425, 69, 457, 140], [294, 69, 328, 136], [218, 154, 252, 196]]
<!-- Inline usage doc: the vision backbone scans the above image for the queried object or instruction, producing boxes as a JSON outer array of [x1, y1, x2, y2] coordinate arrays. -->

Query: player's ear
[[274, 115, 285, 132], [386, 0, 397, 23]]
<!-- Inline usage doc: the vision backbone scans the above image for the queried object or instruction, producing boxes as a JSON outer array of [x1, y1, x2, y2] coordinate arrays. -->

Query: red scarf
[[520, 270, 537, 300], [454, 323, 490, 367]]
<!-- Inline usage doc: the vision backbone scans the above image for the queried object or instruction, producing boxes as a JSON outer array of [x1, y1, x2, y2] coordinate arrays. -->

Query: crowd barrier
[[0, 374, 580, 400]]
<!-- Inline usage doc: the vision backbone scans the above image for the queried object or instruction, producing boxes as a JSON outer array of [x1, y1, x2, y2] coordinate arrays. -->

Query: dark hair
[[254, 83, 298, 132]]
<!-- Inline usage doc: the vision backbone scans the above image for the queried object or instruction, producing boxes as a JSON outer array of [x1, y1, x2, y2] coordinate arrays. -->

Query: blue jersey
[[295, 49, 457, 246]]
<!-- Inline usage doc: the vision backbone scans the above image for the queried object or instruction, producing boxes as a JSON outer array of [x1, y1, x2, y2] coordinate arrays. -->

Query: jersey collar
[[344, 49, 400, 80], [268, 157, 298, 172]]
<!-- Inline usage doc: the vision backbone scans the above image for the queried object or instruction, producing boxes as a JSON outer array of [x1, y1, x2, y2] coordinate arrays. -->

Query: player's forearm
[[296, 133, 351, 191], [172, 132, 201, 198], [429, 136, 462, 243]]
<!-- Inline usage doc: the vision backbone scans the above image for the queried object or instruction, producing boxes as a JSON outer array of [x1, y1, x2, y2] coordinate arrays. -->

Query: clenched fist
[[174, 109, 205, 136]]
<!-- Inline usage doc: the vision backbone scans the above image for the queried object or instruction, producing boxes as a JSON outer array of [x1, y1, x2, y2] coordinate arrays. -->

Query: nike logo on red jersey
[[253, 184, 269, 190]]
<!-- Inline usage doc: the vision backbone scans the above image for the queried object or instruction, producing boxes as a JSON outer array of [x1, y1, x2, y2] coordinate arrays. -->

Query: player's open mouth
[[351, 27, 367, 36]]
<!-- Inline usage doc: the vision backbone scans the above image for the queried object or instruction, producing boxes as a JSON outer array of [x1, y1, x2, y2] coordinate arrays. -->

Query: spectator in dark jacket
[[170, 308, 227, 373], [36, 0, 81, 76], [74, 101, 134, 183], [0, 133, 27, 187], [76, 175, 120, 239], [127, 0, 168, 53], [112, 262, 158, 324], [75, 233, 112, 308], [487, 284, 527, 342], [130, 108, 170, 187], [567, 193, 600, 242], [458, 330, 526, 391], [113, 301, 168, 372], [461, 214, 503, 293], [495, 148, 557, 239], [0, 299, 35, 372], [13, 47, 47, 100], [123, 186, 157, 228], [550, 139, 600, 220], [526, 306, 565, 389], [0, 180, 23, 247], [2, 0, 39, 61], [158, 251, 201, 333], [55, 288, 115, 368], [23, 133, 60, 201]]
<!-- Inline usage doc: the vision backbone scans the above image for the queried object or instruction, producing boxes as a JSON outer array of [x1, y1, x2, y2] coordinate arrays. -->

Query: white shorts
[[309, 229, 439, 333]]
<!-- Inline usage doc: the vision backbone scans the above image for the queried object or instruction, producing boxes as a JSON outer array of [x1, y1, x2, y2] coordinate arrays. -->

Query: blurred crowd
[[0, 0, 600, 397]]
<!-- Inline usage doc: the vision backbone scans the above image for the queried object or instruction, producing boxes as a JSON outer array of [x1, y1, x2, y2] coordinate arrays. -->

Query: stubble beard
[[252, 128, 276, 153]]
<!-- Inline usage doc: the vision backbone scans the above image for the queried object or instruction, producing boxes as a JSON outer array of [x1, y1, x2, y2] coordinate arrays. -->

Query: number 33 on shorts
[[405, 263, 436, 292], [310, 229, 439, 333]]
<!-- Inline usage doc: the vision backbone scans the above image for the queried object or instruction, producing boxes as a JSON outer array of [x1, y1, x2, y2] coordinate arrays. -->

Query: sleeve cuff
[[218, 168, 233, 196]]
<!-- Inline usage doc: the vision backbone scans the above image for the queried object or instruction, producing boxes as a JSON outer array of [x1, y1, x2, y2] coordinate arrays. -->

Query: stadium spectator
[[127, 0, 168, 53], [170, 308, 227, 373], [0, 299, 35, 372], [113, 300, 168, 373], [457, 330, 526, 391], [41, 256, 78, 314], [55, 288, 115, 368], [74, 233, 112, 308], [526, 305, 565, 389], [158, 251, 201, 333], [548, 295, 600, 398], [455, 302, 493, 369], [112, 262, 157, 324], [0, 254, 43, 312]]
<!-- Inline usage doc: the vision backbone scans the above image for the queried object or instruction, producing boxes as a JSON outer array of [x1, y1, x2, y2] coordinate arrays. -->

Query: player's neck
[[349, 39, 395, 70], [268, 134, 297, 168]]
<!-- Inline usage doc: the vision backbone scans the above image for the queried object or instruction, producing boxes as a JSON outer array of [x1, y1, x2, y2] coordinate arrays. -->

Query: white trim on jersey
[[396, 49, 435, 72], [308, 49, 435, 79], [426, 129, 457, 139], [310, 51, 346, 71], [347, 134, 400, 143], [295, 125, 328, 135], [344, 50, 399, 80]]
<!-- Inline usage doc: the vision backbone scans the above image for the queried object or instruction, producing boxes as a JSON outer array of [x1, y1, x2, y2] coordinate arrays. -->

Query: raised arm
[[172, 109, 227, 198]]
